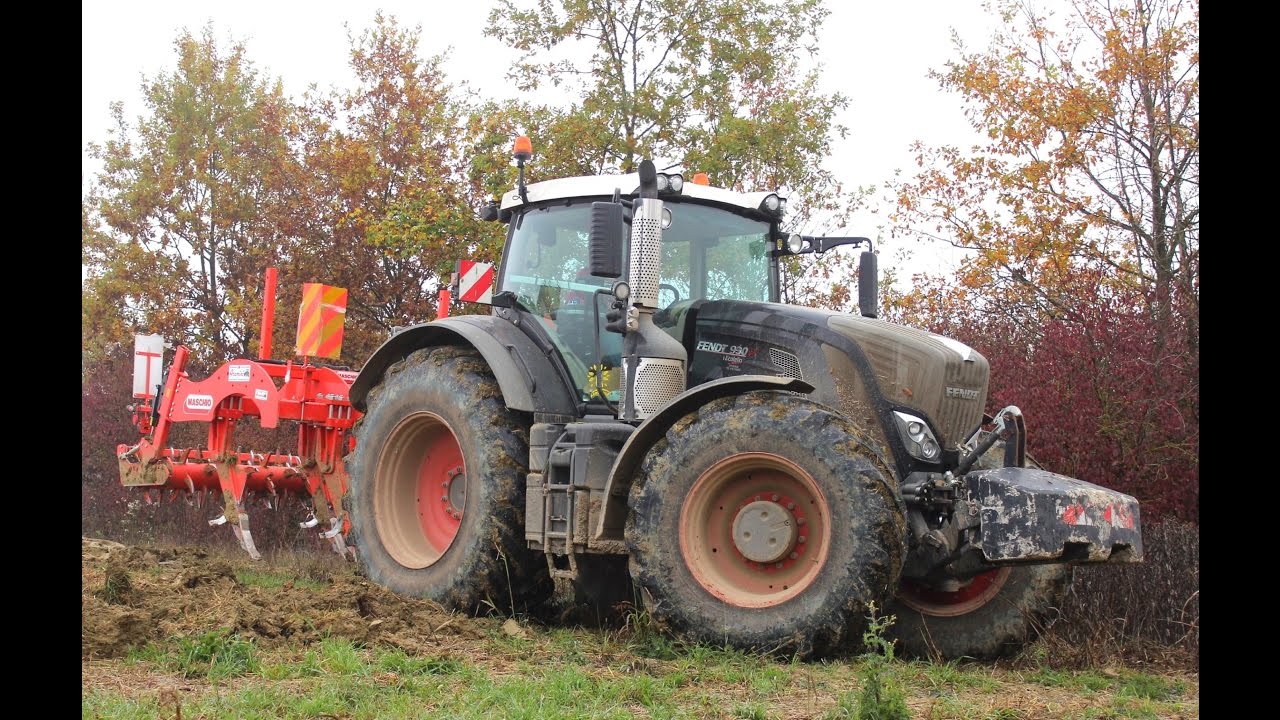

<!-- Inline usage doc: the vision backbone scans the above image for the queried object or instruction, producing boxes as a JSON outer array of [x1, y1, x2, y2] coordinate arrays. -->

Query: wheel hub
[[731, 500, 796, 562], [441, 466, 465, 520], [679, 453, 829, 608]]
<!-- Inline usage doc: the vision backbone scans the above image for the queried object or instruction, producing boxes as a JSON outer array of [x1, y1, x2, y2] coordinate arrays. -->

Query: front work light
[[893, 411, 942, 462]]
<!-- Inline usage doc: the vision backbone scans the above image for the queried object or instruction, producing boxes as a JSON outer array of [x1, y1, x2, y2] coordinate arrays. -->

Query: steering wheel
[[658, 283, 681, 307]]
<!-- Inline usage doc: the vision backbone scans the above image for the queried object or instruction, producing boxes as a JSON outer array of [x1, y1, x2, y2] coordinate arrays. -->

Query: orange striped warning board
[[457, 260, 494, 304], [296, 283, 348, 359]]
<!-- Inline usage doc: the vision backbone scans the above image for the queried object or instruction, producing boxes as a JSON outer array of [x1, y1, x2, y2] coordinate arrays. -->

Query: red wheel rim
[[373, 411, 465, 569], [898, 567, 1012, 617], [679, 452, 829, 608]]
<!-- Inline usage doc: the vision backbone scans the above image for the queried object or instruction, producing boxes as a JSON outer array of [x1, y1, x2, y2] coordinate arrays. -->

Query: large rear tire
[[345, 346, 549, 615], [887, 564, 1072, 660], [625, 391, 906, 658]]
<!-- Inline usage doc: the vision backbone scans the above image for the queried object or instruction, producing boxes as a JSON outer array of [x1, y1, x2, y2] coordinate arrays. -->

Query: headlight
[[893, 411, 943, 463], [656, 173, 684, 195], [786, 233, 805, 253]]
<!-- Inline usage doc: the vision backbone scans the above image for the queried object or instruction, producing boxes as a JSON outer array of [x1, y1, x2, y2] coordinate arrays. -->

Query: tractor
[[342, 139, 1143, 660]]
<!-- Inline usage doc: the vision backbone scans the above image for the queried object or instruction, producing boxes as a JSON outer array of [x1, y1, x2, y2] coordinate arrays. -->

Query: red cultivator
[[116, 269, 359, 559]]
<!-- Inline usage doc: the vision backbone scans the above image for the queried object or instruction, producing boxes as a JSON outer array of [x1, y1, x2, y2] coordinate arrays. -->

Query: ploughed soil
[[81, 537, 489, 661]]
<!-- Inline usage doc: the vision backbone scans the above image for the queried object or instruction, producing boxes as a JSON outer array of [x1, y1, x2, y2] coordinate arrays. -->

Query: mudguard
[[348, 315, 578, 417], [593, 375, 814, 540]]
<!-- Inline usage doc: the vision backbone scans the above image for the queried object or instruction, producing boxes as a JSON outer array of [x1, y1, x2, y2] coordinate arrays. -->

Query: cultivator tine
[[299, 514, 320, 529], [230, 506, 263, 561], [325, 517, 348, 556], [209, 514, 228, 526], [321, 516, 343, 539]]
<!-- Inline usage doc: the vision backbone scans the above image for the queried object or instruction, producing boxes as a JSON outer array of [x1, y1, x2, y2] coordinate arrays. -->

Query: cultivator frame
[[116, 269, 360, 559]]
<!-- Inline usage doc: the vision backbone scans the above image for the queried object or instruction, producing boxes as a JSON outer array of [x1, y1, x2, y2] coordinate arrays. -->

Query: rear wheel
[[887, 564, 1072, 660], [626, 391, 906, 658], [345, 346, 549, 615]]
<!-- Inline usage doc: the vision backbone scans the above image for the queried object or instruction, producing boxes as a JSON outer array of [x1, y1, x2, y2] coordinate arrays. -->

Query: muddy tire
[[625, 391, 906, 658], [345, 345, 549, 615], [887, 564, 1072, 660]]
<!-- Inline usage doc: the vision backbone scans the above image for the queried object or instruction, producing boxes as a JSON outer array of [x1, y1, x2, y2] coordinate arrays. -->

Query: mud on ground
[[81, 536, 490, 661]]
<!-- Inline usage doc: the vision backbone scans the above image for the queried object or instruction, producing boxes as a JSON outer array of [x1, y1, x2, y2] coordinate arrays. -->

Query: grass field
[[81, 539, 1198, 720]]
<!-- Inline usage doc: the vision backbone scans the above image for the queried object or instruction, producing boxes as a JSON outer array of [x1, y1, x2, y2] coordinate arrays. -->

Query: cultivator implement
[[116, 269, 359, 559]]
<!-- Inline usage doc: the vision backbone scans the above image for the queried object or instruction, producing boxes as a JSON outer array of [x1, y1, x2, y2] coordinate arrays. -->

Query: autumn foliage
[[909, 272, 1198, 524], [888, 0, 1198, 523]]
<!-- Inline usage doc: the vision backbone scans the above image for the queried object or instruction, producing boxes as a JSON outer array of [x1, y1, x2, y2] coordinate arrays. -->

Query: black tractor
[[344, 140, 1142, 660]]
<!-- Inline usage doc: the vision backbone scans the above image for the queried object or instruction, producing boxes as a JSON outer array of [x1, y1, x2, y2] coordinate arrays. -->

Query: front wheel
[[887, 564, 1072, 660], [626, 391, 906, 658], [345, 346, 549, 615]]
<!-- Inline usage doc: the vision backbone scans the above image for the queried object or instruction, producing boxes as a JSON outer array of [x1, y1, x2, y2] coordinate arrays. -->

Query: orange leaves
[[890, 0, 1197, 334]]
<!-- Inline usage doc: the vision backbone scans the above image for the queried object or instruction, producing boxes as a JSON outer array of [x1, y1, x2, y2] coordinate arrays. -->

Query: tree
[[890, 0, 1198, 342], [486, 0, 866, 305], [886, 0, 1198, 523], [84, 24, 301, 369], [289, 12, 508, 362]]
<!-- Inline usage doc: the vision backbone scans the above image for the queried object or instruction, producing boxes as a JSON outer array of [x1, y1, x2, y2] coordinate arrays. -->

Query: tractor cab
[[495, 161, 782, 405]]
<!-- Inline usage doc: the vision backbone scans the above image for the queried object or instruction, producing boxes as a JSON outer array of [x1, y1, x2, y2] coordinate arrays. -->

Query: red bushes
[[926, 282, 1198, 524]]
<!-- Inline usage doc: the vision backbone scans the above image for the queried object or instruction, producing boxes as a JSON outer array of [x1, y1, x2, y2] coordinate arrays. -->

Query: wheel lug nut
[[790, 552, 799, 560], [796, 517, 806, 526], [771, 494, 779, 501], [442, 482, 450, 488], [786, 502, 795, 510], [441, 495, 449, 502], [775, 562, 784, 569], [798, 535, 807, 543]]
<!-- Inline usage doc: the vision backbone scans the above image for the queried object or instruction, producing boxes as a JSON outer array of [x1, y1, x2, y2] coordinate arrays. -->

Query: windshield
[[500, 201, 773, 310], [498, 200, 774, 402]]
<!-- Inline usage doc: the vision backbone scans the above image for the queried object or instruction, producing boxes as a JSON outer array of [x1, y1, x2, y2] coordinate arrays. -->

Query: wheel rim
[[679, 452, 830, 608], [373, 411, 465, 569], [898, 567, 1012, 617]]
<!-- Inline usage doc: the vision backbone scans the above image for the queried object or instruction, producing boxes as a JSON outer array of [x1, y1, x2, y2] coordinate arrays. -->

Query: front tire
[[345, 345, 549, 615], [887, 564, 1072, 660], [625, 391, 906, 658]]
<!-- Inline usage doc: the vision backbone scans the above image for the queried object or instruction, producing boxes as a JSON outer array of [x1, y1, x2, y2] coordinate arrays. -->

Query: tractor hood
[[687, 300, 990, 473]]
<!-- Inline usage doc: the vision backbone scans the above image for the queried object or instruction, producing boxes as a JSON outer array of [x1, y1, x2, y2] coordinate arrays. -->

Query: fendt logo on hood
[[184, 394, 215, 413], [945, 386, 980, 401]]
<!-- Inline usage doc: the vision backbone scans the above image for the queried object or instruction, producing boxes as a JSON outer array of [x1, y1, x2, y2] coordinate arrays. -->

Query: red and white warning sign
[[457, 260, 494, 304], [132, 334, 165, 398]]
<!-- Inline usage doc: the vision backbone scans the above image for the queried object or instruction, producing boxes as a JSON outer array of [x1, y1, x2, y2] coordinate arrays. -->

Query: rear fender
[[349, 315, 578, 417]]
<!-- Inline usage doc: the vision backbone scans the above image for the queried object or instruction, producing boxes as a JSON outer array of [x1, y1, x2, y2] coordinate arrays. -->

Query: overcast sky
[[82, 0, 1000, 277]]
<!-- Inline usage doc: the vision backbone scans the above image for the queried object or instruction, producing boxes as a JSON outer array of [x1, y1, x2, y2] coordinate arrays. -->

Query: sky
[[82, 0, 1001, 279]]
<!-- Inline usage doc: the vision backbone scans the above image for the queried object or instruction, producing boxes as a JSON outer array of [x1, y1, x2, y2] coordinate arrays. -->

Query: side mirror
[[589, 202, 625, 278], [478, 201, 500, 222], [859, 251, 878, 319]]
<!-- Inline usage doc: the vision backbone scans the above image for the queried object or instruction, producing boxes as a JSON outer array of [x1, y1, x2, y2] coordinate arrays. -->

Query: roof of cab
[[499, 172, 783, 215]]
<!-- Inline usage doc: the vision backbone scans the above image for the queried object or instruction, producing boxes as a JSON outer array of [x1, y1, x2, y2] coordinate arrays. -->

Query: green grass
[[85, 628, 1198, 720], [235, 568, 325, 591], [172, 630, 258, 679]]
